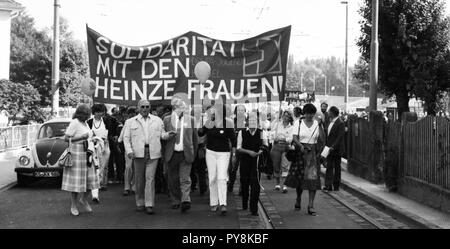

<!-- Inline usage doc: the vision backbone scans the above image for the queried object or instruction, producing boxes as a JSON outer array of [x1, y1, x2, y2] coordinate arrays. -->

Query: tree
[[0, 80, 48, 123], [355, 0, 450, 117], [10, 14, 89, 107]]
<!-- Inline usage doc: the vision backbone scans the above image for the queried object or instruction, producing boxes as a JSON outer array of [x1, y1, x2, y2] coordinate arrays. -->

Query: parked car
[[15, 118, 71, 186]]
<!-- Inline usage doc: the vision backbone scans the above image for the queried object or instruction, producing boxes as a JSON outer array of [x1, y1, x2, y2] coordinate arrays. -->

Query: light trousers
[[92, 142, 110, 199], [134, 148, 158, 207], [124, 155, 135, 191], [205, 149, 231, 206]]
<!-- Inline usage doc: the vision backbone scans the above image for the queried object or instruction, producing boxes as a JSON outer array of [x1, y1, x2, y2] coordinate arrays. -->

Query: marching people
[[118, 106, 138, 196], [163, 96, 198, 212], [323, 106, 346, 191], [228, 104, 247, 194], [123, 100, 176, 215], [61, 104, 99, 216], [87, 103, 114, 203], [237, 110, 268, 216], [198, 103, 236, 215], [270, 110, 294, 193], [292, 103, 325, 216]]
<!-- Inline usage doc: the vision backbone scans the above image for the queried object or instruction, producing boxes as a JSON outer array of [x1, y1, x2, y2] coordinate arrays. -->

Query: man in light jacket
[[123, 100, 176, 214]]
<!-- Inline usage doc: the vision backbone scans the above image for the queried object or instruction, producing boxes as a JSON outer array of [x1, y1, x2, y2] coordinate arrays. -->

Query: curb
[[320, 167, 442, 229], [0, 181, 17, 193]]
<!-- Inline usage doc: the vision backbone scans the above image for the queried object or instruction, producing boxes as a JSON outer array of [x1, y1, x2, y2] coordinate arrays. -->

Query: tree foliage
[[286, 56, 366, 97], [355, 0, 450, 116], [0, 79, 48, 123], [10, 14, 89, 107]]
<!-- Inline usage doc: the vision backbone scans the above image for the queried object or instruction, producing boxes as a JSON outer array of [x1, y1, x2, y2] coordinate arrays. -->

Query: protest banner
[[86, 26, 291, 106]]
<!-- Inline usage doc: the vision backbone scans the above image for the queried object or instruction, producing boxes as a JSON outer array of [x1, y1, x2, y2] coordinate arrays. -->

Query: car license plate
[[35, 172, 60, 177]]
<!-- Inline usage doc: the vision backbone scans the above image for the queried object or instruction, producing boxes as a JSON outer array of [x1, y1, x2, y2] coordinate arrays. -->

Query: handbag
[[59, 138, 73, 167], [286, 120, 302, 162]]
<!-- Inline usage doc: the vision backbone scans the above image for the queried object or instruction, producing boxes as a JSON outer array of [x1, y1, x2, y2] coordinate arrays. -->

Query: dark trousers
[[167, 152, 192, 205], [191, 155, 207, 194], [240, 156, 260, 214], [155, 158, 166, 193], [325, 155, 342, 189], [228, 154, 240, 189], [108, 141, 125, 181]]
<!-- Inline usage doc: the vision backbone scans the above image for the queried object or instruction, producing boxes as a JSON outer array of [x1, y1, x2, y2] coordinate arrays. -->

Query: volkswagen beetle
[[15, 118, 71, 186]]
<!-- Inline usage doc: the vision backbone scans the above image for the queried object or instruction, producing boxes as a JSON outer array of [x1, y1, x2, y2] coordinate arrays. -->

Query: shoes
[[123, 190, 131, 196], [307, 206, 317, 216], [282, 186, 288, 193], [70, 207, 79, 216], [210, 205, 219, 212], [92, 198, 100, 204], [79, 200, 92, 213], [322, 186, 332, 192], [220, 205, 227, 216], [172, 204, 180, 209], [295, 199, 301, 211], [136, 206, 145, 212], [145, 207, 155, 215], [275, 185, 281, 191], [181, 202, 191, 213]]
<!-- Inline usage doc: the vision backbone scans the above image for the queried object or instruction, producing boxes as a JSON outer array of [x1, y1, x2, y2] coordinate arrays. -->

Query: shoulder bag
[[59, 138, 73, 167]]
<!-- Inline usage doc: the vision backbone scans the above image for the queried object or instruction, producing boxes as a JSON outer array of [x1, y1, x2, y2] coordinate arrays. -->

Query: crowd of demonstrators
[[60, 98, 346, 218]]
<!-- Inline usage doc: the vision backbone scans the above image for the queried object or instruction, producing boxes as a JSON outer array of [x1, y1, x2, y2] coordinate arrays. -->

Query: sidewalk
[[326, 159, 450, 229], [259, 176, 376, 229], [0, 148, 24, 191]]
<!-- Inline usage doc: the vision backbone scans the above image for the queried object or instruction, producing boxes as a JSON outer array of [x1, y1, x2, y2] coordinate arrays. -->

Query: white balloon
[[194, 61, 211, 83], [81, 78, 96, 96]]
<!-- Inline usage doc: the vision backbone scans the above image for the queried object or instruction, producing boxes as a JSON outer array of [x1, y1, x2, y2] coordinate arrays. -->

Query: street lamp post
[[341, 1, 349, 112], [369, 0, 379, 111], [51, 0, 60, 117], [324, 75, 327, 95]]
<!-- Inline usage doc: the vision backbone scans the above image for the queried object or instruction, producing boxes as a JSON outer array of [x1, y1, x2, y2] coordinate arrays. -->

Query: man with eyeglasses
[[123, 100, 176, 215]]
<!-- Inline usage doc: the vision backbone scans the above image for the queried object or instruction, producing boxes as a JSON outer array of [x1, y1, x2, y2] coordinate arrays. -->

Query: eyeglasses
[[140, 106, 150, 109]]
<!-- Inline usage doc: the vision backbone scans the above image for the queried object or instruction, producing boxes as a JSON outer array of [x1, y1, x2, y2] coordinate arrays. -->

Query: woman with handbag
[[269, 110, 294, 193], [61, 104, 99, 216], [291, 104, 325, 216]]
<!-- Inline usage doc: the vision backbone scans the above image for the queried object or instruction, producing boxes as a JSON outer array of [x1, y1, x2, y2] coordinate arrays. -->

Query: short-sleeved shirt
[[292, 119, 320, 145], [65, 119, 93, 143]]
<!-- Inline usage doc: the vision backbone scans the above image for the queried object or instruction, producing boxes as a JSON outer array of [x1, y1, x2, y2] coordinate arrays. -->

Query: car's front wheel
[[17, 174, 35, 187]]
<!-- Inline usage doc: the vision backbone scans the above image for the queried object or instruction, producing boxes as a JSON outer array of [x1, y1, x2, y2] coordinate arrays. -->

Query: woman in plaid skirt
[[62, 104, 100, 216]]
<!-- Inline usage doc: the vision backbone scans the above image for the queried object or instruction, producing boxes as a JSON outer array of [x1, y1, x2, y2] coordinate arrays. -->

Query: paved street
[[0, 180, 242, 229]]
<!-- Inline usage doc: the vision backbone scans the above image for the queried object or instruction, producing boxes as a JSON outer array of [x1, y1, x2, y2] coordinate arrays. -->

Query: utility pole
[[313, 73, 316, 92], [324, 75, 327, 95], [300, 72, 304, 92], [341, 1, 349, 112], [51, 0, 60, 117], [369, 0, 379, 111]]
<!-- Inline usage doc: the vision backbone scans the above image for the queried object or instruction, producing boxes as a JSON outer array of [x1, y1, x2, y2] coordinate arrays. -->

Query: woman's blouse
[[65, 119, 93, 144], [270, 121, 293, 144], [292, 119, 320, 145], [199, 120, 236, 152]]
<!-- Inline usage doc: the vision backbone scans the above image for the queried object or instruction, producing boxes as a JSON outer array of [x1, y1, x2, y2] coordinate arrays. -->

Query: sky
[[15, 0, 450, 66]]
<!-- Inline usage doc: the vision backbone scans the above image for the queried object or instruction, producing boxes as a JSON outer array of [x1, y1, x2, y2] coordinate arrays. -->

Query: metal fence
[[0, 124, 41, 152], [401, 116, 450, 190]]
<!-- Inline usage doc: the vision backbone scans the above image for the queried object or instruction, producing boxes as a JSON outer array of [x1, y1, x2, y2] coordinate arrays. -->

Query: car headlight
[[19, 156, 31, 166]]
